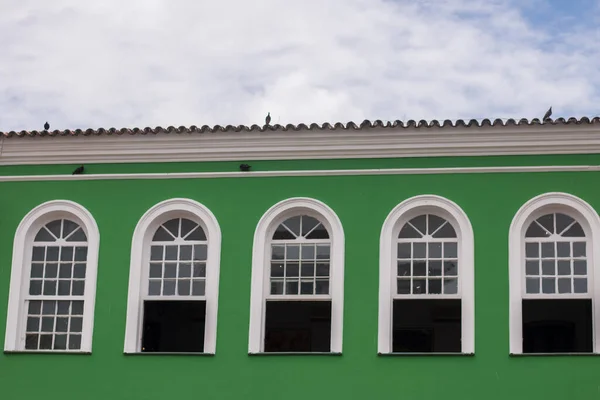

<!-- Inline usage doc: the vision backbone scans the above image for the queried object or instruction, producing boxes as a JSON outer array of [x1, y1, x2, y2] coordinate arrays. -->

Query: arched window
[[248, 198, 344, 354], [378, 195, 474, 354], [509, 193, 600, 354], [123, 199, 221, 354], [4, 201, 100, 353]]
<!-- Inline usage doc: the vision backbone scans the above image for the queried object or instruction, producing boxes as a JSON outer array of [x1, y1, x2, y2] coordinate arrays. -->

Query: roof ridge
[[2, 117, 600, 137]]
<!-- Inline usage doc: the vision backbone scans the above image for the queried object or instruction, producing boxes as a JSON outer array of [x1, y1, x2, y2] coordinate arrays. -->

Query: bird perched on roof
[[265, 112, 271, 126], [44, 121, 50, 130], [239, 163, 251, 172], [72, 165, 84, 175], [543, 106, 552, 121]]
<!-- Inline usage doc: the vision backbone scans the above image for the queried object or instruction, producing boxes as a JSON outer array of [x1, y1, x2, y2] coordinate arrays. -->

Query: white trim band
[[1, 165, 600, 182]]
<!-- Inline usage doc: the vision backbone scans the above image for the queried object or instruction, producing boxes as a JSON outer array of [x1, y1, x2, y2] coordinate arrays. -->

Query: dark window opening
[[142, 300, 205, 353], [522, 299, 592, 353], [264, 301, 331, 352], [392, 299, 461, 353]]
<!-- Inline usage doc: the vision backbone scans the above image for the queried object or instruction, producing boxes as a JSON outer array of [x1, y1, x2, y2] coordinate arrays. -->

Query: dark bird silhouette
[[72, 165, 84, 175], [543, 106, 552, 121], [265, 112, 271, 126], [43, 121, 50, 130], [239, 163, 251, 172]]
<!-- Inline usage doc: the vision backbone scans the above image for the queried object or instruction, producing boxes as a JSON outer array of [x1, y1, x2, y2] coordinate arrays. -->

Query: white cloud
[[0, 0, 598, 131]]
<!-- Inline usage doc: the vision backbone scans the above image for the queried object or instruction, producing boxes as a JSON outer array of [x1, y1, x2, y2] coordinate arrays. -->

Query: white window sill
[[378, 352, 474, 357], [4, 350, 91, 355], [124, 352, 215, 356], [248, 352, 342, 356], [510, 352, 600, 357]]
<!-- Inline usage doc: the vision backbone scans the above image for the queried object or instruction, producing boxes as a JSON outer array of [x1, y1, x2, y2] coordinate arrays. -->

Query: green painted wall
[[1, 155, 600, 399]]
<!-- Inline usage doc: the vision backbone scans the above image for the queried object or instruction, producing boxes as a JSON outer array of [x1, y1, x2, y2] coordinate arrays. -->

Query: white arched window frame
[[248, 197, 345, 353], [509, 192, 600, 354], [123, 198, 221, 354], [4, 200, 100, 353], [378, 195, 475, 354]]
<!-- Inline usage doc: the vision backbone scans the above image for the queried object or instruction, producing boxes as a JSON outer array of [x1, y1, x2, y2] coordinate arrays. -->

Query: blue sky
[[0, 0, 599, 131]]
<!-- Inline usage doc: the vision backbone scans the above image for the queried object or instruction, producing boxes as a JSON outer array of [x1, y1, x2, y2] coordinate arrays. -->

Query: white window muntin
[[521, 210, 589, 299], [266, 211, 332, 301], [395, 213, 460, 300]]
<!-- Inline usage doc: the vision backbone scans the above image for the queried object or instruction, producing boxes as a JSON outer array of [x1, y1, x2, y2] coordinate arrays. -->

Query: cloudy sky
[[0, 0, 599, 131]]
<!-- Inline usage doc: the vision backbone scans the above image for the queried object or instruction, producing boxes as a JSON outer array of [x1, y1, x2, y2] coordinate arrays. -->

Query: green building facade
[[1, 119, 600, 399]]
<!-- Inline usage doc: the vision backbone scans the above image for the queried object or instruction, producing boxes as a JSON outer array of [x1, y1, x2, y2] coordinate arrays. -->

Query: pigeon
[[72, 165, 84, 175], [543, 107, 552, 121], [239, 163, 251, 172], [265, 112, 271, 126], [43, 121, 50, 130]]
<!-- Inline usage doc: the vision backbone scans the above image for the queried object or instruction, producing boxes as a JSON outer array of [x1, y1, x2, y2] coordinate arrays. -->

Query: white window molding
[[4, 200, 100, 353], [123, 198, 221, 354], [248, 197, 345, 353], [508, 192, 600, 354], [378, 195, 475, 354]]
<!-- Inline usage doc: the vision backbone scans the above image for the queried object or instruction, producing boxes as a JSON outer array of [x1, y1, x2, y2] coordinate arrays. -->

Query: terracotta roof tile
[[2, 117, 600, 138]]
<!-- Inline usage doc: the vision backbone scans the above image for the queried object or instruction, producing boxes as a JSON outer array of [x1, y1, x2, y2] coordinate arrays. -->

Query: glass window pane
[[412, 279, 426, 294], [271, 262, 284, 277], [300, 281, 314, 294], [557, 278, 572, 293], [148, 280, 161, 295], [444, 242, 457, 259], [525, 260, 539, 276], [31, 264, 44, 278], [413, 243, 426, 259], [285, 280, 299, 295], [526, 278, 540, 293], [163, 280, 176, 295], [573, 260, 587, 275], [270, 280, 284, 295], [315, 279, 329, 295], [428, 279, 442, 294], [286, 263, 299, 277], [177, 279, 191, 296], [574, 278, 587, 293], [192, 262, 206, 278], [179, 262, 191, 278], [72, 281, 85, 296], [397, 261, 410, 277], [192, 280, 205, 296], [525, 243, 539, 258], [556, 242, 570, 257], [542, 278, 556, 294], [193, 244, 207, 261], [150, 246, 163, 261], [428, 243, 442, 258], [557, 260, 571, 275], [573, 242, 586, 257], [32, 247, 45, 261], [397, 279, 411, 294], [60, 247, 74, 262], [443, 278, 458, 294]]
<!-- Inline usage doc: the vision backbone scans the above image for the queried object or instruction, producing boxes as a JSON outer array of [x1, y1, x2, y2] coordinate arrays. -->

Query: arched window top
[[34, 219, 87, 242], [399, 214, 457, 239], [525, 213, 585, 238], [272, 215, 330, 240], [152, 218, 206, 242]]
